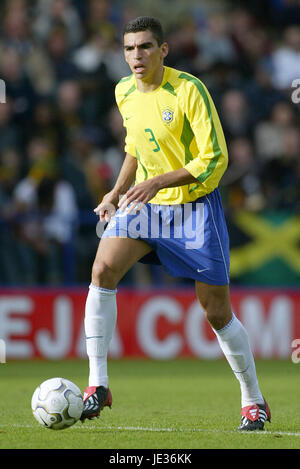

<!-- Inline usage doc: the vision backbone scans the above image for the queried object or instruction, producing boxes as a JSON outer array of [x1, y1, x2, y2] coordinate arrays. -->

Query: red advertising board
[[0, 288, 299, 360]]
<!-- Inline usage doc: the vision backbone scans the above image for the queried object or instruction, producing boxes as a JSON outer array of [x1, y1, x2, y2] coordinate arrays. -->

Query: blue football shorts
[[101, 188, 230, 285]]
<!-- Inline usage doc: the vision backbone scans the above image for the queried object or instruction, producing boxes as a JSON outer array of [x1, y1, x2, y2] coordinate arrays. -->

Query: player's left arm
[[183, 80, 228, 190], [118, 168, 198, 213]]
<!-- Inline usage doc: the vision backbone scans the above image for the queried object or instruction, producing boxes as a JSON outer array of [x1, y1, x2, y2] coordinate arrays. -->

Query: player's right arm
[[95, 76, 138, 222], [94, 153, 137, 222]]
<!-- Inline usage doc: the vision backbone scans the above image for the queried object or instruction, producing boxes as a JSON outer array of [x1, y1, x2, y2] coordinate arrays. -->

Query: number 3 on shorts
[[145, 128, 160, 152]]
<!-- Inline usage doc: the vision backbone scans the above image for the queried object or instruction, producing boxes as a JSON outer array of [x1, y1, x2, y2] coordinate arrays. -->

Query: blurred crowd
[[0, 0, 300, 286]]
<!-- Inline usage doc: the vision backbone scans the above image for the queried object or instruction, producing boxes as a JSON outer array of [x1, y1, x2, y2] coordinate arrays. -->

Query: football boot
[[238, 398, 271, 431], [80, 385, 112, 422]]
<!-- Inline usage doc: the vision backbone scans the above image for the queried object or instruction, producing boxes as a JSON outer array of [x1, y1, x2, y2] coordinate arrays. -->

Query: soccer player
[[80, 16, 271, 431]]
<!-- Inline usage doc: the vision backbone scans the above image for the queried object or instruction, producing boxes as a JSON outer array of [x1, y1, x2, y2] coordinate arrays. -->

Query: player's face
[[123, 30, 168, 82]]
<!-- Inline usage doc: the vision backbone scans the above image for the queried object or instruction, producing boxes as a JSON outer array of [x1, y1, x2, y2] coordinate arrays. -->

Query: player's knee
[[205, 308, 231, 330], [91, 261, 118, 290], [197, 293, 232, 330], [196, 283, 232, 329]]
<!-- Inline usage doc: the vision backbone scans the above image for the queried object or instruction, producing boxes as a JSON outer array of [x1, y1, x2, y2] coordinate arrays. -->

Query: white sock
[[84, 284, 117, 388], [213, 313, 264, 408]]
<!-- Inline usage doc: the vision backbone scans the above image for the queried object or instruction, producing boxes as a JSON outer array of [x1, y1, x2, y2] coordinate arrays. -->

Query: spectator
[[0, 4, 55, 95], [101, 105, 126, 181], [0, 147, 22, 207], [72, 41, 116, 125], [0, 47, 37, 127], [254, 100, 297, 160], [221, 137, 263, 211], [63, 126, 112, 207], [45, 25, 80, 84], [195, 14, 237, 70], [243, 62, 285, 123], [219, 89, 253, 140], [33, 0, 84, 49], [73, 30, 130, 83], [260, 126, 300, 211], [0, 98, 21, 152], [56, 80, 83, 135], [11, 137, 78, 284], [23, 97, 66, 155], [164, 17, 199, 74], [0, 146, 23, 285], [85, 0, 120, 41], [229, 7, 258, 57], [270, 25, 300, 91]]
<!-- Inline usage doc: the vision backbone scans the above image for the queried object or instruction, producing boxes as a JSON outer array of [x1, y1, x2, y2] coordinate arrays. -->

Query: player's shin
[[84, 284, 117, 388], [212, 313, 264, 408]]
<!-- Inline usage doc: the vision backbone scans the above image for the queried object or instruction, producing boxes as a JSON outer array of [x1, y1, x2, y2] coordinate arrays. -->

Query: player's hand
[[94, 190, 119, 222], [118, 178, 160, 214]]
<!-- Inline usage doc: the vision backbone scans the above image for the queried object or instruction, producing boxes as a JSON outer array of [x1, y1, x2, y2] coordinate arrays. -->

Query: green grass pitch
[[0, 358, 299, 449]]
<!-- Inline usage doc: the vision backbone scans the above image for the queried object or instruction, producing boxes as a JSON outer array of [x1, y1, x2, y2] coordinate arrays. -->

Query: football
[[31, 377, 83, 430]]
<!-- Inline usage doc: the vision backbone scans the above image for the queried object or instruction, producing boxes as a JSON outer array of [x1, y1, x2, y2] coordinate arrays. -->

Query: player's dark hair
[[123, 16, 164, 46]]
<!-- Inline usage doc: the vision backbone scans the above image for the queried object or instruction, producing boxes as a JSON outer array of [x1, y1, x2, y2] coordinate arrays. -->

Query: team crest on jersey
[[162, 108, 174, 124]]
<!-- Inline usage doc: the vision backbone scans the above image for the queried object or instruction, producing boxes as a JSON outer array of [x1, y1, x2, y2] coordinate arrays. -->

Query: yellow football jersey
[[115, 66, 228, 204]]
